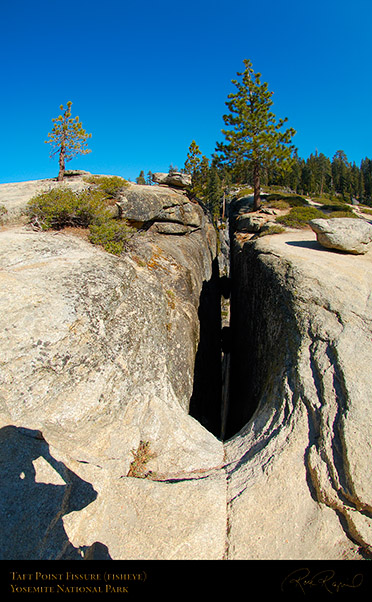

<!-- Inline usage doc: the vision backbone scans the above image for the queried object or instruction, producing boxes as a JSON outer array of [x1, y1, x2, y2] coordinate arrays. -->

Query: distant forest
[[206, 149, 372, 205], [136, 149, 372, 219], [254, 150, 372, 203]]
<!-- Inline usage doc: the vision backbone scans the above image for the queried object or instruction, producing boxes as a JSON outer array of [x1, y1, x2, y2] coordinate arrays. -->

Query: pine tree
[[206, 164, 222, 222], [136, 170, 146, 185], [361, 158, 372, 204], [45, 101, 92, 181], [146, 170, 153, 185], [184, 140, 202, 177], [332, 150, 350, 199], [216, 59, 296, 210], [192, 155, 210, 197], [286, 151, 302, 193]]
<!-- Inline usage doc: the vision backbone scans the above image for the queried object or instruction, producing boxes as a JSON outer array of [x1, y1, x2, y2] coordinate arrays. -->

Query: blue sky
[[1, 0, 371, 183]]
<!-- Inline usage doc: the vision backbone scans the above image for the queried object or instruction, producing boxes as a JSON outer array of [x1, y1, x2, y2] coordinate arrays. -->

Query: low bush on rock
[[127, 441, 156, 479], [236, 187, 253, 198], [89, 220, 135, 255], [265, 199, 291, 210], [255, 224, 286, 237], [0, 205, 8, 224], [27, 185, 135, 256], [26, 187, 111, 229], [328, 210, 359, 219], [360, 207, 372, 216], [265, 193, 308, 208], [83, 175, 129, 199], [275, 206, 325, 228]]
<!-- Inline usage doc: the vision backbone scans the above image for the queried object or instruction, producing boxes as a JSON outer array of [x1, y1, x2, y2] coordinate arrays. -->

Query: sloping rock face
[[310, 217, 372, 254], [2, 176, 372, 561], [0, 180, 226, 560], [225, 230, 372, 559]]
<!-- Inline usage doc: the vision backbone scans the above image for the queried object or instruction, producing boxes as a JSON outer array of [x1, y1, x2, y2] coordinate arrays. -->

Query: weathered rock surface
[[152, 172, 192, 188], [225, 229, 372, 559], [0, 176, 225, 559], [236, 213, 268, 232], [2, 177, 372, 561], [117, 183, 203, 231], [310, 217, 372, 254]]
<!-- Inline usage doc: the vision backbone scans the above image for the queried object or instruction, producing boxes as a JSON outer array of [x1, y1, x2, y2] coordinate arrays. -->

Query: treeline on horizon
[[257, 149, 372, 203], [136, 148, 372, 219]]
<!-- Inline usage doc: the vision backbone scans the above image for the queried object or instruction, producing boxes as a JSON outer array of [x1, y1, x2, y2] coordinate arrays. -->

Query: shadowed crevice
[[189, 258, 222, 438]]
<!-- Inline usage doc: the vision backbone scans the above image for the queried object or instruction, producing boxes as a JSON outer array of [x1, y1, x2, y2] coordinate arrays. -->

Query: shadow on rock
[[285, 239, 327, 251], [0, 425, 111, 560]]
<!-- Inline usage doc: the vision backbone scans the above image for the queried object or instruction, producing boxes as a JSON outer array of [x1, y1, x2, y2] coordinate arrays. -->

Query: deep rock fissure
[[188, 201, 264, 441], [189, 198, 299, 441]]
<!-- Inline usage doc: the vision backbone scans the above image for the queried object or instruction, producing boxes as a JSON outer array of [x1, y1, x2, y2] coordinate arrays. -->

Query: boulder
[[115, 183, 198, 227], [115, 184, 183, 222], [156, 202, 203, 228], [152, 172, 192, 188], [309, 217, 372, 254], [236, 214, 268, 232]]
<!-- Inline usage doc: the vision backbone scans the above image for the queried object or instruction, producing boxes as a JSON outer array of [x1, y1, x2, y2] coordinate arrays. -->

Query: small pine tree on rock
[[136, 170, 146, 185], [45, 101, 92, 181]]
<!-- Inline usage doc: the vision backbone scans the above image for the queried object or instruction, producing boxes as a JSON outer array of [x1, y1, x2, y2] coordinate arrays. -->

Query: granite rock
[[310, 217, 372, 254]]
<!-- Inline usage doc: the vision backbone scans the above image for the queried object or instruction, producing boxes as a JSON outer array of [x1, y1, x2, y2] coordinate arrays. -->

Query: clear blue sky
[[1, 0, 371, 183]]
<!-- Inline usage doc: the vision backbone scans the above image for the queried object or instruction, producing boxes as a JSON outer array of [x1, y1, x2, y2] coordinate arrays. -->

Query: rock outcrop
[[236, 213, 268, 232], [310, 217, 372, 254], [0, 177, 225, 560], [116, 183, 203, 233], [151, 172, 192, 188], [225, 226, 372, 559], [1, 177, 372, 561]]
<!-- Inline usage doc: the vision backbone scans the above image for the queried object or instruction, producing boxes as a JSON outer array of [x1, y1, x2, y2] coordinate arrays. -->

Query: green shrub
[[313, 196, 349, 208], [236, 187, 253, 198], [84, 175, 128, 199], [0, 205, 7, 224], [265, 199, 290, 210], [329, 211, 359, 219], [256, 224, 286, 237], [319, 202, 352, 213], [265, 193, 308, 208], [275, 206, 326, 229], [26, 186, 112, 230], [89, 219, 135, 255]]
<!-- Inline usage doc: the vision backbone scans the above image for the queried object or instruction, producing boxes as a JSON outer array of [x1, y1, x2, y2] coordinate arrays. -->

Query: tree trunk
[[57, 133, 66, 181], [253, 161, 261, 211]]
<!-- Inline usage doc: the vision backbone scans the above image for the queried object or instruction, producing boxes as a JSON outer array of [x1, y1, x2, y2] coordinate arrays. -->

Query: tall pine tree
[[216, 59, 296, 210]]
